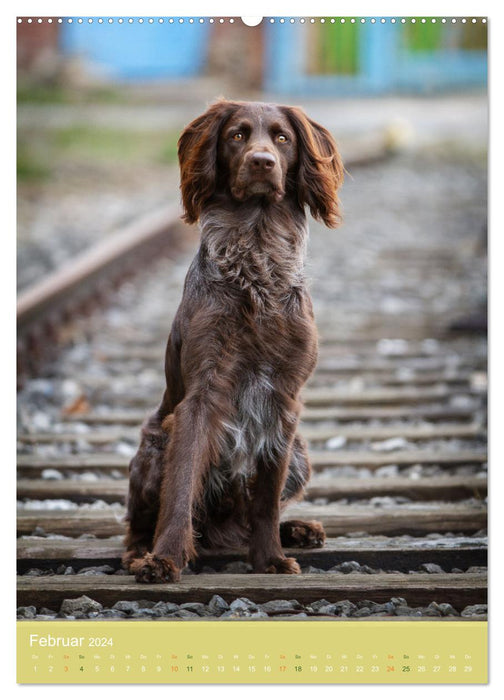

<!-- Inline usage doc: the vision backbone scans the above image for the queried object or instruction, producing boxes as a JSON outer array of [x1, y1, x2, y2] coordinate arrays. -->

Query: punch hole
[[241, 17, 263, 26]]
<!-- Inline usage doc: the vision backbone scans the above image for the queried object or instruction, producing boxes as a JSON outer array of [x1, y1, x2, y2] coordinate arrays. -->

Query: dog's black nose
[[249, 151, 276, 172]]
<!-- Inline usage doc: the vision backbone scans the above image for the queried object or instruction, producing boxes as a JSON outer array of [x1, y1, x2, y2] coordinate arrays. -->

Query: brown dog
[[123, 100, 344, 582]]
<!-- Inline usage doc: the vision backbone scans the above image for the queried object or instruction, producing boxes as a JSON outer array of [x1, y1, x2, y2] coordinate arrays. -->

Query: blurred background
[[17, 16, 487, 332], [15, 18, 489, 622]]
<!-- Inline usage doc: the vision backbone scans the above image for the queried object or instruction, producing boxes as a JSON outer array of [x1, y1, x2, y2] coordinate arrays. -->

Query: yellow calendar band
[[17, 620, 487, 684]]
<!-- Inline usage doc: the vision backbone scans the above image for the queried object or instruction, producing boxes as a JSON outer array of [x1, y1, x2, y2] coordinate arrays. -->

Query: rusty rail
[[17, 204, 195, 380]]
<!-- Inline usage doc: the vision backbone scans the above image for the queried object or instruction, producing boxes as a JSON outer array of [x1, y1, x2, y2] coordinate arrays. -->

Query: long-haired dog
[[123, 100, 344, 582]]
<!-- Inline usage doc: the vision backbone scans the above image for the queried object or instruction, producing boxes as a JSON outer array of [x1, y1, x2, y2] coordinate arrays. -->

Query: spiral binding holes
[[17, 16, 488, 25]]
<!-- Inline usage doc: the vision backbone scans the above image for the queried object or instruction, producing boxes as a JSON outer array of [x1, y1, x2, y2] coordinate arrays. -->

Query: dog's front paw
[[264, 556, 301, 575], [129, 553, 181, 583], [280, 519, 326, 548]]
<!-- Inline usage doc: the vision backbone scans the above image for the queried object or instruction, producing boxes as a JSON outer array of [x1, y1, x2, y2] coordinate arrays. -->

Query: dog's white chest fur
[[223, 366, 285, 476]]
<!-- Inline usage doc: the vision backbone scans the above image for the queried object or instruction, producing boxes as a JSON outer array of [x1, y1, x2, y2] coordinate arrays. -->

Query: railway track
[[17, 155, 487, 621]]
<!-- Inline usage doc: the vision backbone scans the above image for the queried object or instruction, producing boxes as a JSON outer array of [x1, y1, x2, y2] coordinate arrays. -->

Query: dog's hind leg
[[122, 412, 168, 570], [279, 434, 326, 549]]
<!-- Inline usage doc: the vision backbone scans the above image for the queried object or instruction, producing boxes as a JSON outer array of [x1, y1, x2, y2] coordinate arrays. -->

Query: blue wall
[[264, 20, 487, 95], [61, 19, 210, 80]]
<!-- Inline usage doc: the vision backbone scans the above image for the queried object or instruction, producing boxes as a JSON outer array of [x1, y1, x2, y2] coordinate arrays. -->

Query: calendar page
[[16, 14, 488, 685]]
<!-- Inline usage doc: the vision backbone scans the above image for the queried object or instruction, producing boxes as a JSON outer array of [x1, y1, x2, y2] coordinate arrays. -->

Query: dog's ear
[[281, 106, 344, 228], [178, 100, 237, 224]]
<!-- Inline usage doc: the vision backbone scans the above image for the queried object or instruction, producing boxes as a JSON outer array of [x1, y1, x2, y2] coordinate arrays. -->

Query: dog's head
[[178, 99, 344, 227]]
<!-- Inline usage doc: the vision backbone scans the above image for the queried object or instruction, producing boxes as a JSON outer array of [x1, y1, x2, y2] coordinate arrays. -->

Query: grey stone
[[335, 561, 361, 574], [131, 609, 158, 618], [60, 595, 103, 616], [172, 609, 200, 619], [317, 604, 338, 615], [152, 601, 179, 615], [394, 606, 414, 616], [390, 597, 408, 607], [208, 595, 229, 614], [17, 606, 37, 619], [40, 607, 57, 616], [78, 565, 116, 575], [419, 563, 445, 574], [319, 600, 357, 617], [222, 561, 251, 574], [96, 610, 128, 619], [56, 564, 75, 576], [31, 526, 46, 537], [219, 611, 242, 619], [369, 602, 394, 614], [437, 603, 460, 616], [461, 604, 487, 617], [230, 597, 259, 612], [112, 600, 141, 614], [360, 565, 376, 574], [379, 602, 396, 614], [353, 607, 372, 617], [260, 600, 301, 614], [180, 602, 207, 615]]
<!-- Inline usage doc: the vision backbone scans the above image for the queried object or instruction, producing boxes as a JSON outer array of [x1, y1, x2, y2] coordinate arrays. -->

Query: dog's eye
[[277, 134, 288, 143], [232, 132, 244, 141]]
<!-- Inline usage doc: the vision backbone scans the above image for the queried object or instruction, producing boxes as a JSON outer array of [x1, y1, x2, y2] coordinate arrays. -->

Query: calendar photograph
[[16, 15, 488, 684]]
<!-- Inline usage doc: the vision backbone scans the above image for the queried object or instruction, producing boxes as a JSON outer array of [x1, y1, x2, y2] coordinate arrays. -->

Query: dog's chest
[[223, 367, 286, 476], [201, 213, 308, 307]]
